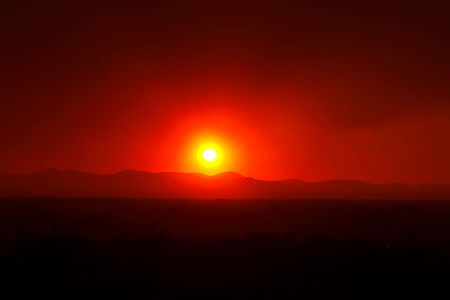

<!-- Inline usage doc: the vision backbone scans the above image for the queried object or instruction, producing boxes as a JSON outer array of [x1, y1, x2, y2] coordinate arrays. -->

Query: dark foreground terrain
[[1, 197, 450, 298]]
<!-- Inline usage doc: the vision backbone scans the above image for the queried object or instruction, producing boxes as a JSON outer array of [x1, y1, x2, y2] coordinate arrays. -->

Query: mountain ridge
[[0, 169, 449, 200]]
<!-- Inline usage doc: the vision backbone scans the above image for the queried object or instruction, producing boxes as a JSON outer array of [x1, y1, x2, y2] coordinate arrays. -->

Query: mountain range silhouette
[[0, 169, 449, 199]]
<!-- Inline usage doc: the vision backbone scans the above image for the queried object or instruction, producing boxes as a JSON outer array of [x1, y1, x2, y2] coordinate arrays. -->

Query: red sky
[[1, 1, 450, 183]]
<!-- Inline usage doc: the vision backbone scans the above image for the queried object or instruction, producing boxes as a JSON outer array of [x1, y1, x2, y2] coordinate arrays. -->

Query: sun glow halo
[[193, 139, 227, 173]]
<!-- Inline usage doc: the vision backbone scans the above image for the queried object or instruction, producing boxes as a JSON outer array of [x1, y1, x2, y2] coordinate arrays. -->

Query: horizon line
[[1, 168, 447, 186]]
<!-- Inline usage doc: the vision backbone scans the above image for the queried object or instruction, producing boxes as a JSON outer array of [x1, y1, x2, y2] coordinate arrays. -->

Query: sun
[[203, 148, 217, 162], [193, 140, 225, 173]]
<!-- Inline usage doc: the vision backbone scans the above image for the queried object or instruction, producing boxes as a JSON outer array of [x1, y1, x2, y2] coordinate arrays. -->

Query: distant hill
[[0, 169, 449, 200]]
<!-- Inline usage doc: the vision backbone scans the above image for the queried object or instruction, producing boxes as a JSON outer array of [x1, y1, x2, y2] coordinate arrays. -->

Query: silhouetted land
[[1, 169, 450, 199], [1, 170, 450, 297], [1, 196, 450, 298]]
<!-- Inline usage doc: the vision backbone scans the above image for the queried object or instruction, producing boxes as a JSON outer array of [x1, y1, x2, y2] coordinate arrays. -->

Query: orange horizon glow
[[2, 3, 450, 186]]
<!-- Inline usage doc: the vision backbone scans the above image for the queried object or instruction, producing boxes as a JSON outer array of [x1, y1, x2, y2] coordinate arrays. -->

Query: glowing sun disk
[[203, 149, 217, 162]]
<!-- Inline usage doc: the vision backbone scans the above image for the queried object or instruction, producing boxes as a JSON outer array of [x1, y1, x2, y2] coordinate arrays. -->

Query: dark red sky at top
[[1, 1, 450, 183]]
